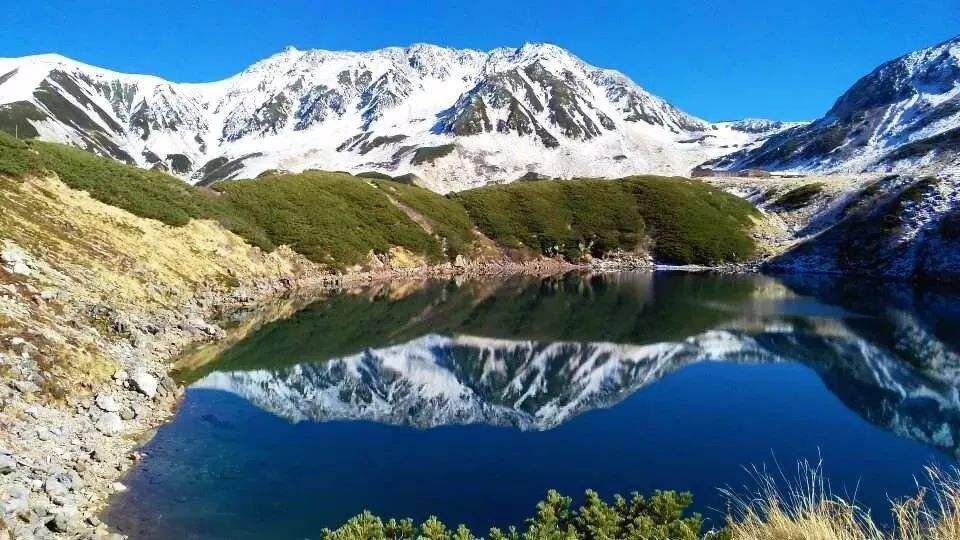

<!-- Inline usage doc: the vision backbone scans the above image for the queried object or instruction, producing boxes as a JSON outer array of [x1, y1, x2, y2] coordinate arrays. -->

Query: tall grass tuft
[[724, 461, 960, 540]]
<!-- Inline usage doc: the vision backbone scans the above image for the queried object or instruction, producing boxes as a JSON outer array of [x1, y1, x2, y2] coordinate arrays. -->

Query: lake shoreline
[[0, 252, 668, 539], [98, 269, 960, 540]]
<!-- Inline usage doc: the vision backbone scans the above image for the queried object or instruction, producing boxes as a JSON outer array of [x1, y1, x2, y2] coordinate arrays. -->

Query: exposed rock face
[[704, 36, 960, 175], [0, 44, 792, 191]]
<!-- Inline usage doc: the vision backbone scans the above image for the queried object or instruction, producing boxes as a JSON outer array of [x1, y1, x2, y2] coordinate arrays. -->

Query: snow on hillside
[[704, 35, 960, 175], [0, 44, 792, 192]]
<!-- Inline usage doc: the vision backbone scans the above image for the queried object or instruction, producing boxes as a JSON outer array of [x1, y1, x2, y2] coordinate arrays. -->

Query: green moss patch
[[772, 182, 826, 210]]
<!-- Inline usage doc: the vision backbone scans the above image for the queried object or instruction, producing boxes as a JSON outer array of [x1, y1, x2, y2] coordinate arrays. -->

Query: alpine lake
[[102, 271, 960, 539]]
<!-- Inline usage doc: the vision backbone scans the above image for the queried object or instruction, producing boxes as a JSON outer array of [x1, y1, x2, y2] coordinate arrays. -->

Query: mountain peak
[[704, 34, 960, 175], [0, 43, 788, 191]]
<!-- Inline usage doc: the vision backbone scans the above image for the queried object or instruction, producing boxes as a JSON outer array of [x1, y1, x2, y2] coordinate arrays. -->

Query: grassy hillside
[[0, 133, 761, 268], [372, 179, 475, 257], [0, 134, 451, 269], [216, 172, 444, 268], [453, 176, 758, 264]]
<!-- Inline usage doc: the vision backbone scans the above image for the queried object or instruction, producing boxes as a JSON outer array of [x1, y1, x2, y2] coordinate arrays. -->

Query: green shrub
[[453, 179, 644, 260], [625, 176, 757, 264], [321, 489, 715, 540], [771, 183, 825, 211], [373, 180, 475, 256], [454, 177, 757, 265], [217, 172, 443, 269], [0, 131, 41, 177]]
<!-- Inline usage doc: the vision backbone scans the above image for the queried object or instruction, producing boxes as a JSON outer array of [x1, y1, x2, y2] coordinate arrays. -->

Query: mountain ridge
[[704, 35, 960, 175], [0, 43, 794, 192]]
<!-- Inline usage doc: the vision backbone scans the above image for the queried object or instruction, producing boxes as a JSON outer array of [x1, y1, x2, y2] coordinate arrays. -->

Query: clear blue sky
[[2, 1, 957, 121]]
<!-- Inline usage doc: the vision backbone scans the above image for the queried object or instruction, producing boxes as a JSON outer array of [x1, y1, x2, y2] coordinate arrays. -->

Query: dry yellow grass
[[0, 174, 321, 394], [725, 464, 960, 540]]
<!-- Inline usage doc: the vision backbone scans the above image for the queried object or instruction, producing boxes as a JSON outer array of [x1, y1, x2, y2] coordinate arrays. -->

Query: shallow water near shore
[[103, 271, 960, 539]]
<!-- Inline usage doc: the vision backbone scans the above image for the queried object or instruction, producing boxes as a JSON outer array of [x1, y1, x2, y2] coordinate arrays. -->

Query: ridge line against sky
[[2, 0, 958, 121]]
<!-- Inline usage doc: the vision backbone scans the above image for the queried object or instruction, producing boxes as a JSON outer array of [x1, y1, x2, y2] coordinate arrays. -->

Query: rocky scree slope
[[0, 166, 338, 538], [704, 35, 960, 175], [0, 44, 793, 192]]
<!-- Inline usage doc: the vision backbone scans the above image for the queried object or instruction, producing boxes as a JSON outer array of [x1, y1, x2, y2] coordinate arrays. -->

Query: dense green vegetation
[[321, 489, 722, 540], [453, 178, 644, 260], [0, 133, 445, 269], [0, 133, 761, 268], [215, 172, 443, 267], [0, 132, 41, 176], [373, 180, 475, 256], [453, 177, 758, 264]]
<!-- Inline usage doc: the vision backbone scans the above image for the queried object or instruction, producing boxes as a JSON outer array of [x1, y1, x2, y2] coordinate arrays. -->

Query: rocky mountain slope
[[704, 35, 960, 175], [755, 174, 960, 282], [0, 44, 792, 192]]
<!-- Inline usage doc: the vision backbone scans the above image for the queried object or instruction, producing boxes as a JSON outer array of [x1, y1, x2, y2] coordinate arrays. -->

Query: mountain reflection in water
[[184, 271, 960, 455], [105, 271, 960, 539]]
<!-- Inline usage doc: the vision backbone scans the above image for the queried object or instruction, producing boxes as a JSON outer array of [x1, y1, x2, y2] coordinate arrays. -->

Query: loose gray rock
[[95, 413, 123, 437], [36, 428, 53, 442], [95, 393, 121, 413], [0, 245, 33, 277], [133, 404, 150, 420], [89, 448, 106, 463], [119, 406, 136, 421], [2, 485, 28, 515], [0, 454, 15, 474], [49, 507, 81, 533], [10, 380, 39, 395], [161, 376, 178, 394], [130, 371, 157, 398], [49, 492, 76, 507], [43, 476, 70, 499]]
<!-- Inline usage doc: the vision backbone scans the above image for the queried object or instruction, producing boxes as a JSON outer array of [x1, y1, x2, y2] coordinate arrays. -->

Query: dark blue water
[[103, 272, 960, 539]]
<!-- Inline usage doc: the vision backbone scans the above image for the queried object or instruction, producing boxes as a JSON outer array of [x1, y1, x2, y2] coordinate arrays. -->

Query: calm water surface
[[104, 272, 960, 539]]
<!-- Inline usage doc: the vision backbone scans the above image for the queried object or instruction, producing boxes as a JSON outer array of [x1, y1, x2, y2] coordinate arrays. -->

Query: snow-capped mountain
[[0, 44, 790, 192], [194, 324, 960, 455], [704, 35, 960, 175]]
